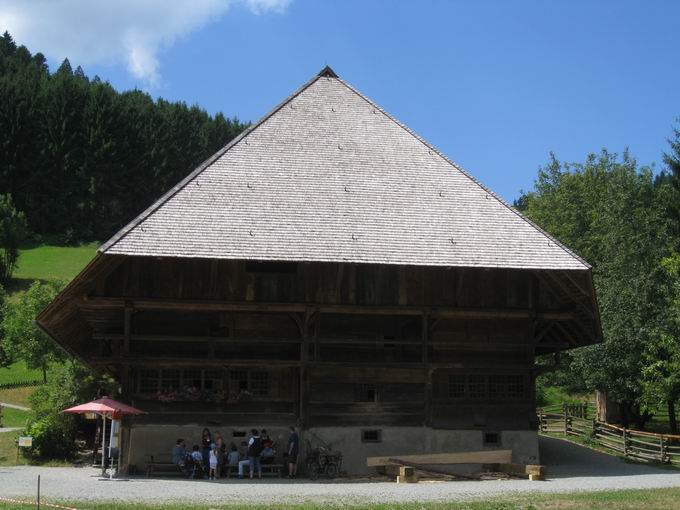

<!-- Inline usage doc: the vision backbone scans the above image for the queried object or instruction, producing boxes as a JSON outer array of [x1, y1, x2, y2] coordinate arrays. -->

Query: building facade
[[37, 67, 601, 474]]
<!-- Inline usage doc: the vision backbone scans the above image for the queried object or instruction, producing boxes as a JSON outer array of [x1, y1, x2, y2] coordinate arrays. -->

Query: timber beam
[[81, 297, 577, 321]]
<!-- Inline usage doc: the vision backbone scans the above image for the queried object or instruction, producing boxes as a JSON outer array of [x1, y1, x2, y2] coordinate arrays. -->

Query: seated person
[[261, 429, 275, 465], [225, 444, 240, 478], [171, 439, 188, 474], [189, 444, 206, 479]]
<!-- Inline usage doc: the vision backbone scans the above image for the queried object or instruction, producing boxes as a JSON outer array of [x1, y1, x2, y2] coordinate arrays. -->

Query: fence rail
[[538, 404, 680, 466], [0, 379, 42, 390]]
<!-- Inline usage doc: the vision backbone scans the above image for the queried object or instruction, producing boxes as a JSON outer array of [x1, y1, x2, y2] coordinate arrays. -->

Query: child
[[209, 443, 219, 480], [190, 445, 204, 479], [226, 443, 240, 478]]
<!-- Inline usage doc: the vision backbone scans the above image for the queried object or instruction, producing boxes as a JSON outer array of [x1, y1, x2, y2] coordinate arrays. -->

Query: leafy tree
[[26, 361, 117, 459], [0, 283, 9, 367], [518, 150, 673, 427], [663, 119, 680, 251], [642, 254, 680, 433], [0, 194, 27, 282], [2, 280, 66, 382]]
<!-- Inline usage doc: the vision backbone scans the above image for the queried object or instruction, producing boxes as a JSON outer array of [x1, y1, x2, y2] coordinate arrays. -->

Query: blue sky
[[2, 0, 679, 201]]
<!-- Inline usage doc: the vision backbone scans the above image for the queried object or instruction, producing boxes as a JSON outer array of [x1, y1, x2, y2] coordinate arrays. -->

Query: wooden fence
[[538, 404, 680, 466]]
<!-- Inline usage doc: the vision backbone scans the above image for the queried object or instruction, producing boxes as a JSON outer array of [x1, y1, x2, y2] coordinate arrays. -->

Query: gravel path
[[0, 427, 20, 433], [1, 436, 679, 505]]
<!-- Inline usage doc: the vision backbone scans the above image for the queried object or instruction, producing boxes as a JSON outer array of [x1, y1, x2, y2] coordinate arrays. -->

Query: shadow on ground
[[540, 434, 673, 478]]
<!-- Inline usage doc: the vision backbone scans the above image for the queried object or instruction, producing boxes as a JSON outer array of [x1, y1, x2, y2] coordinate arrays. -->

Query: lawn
[[0, 387, 34, 407], [12, 243, 99, 283], [1, 488, 680, 510], [0, 361, 42, 386], [0, 406, 30, 428]]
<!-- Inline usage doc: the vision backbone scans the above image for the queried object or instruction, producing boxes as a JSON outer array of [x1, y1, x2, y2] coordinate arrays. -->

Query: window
[[355, 383, 377, 403], [250, 371, 269, 396], [230, 370, 249, 392], [484, 432, 500, 445], [361, 429, 382, 443], [232, 430, 246, 438], [448, 375, 466, 399], [487, 375, 506, 399], [507, 375, 525, 399], [468, 375, 487, 399], [161, 369, 180, 390], [139, 369, 160, 394], [184, 369, 202, 389], [204, 370, 223, 391]]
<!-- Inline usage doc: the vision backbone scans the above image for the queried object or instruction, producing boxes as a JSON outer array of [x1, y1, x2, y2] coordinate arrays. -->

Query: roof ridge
[[334, 77, 591, 270], [100, 71, 326, 254]]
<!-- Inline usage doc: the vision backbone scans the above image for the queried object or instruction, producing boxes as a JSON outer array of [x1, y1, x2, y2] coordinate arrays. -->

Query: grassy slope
[[1, 488, 680, 509], [0, 407, 30, 428], [0, 387, 34, 407], [0, 361, 42, 385], [12, 243, 99, 283]]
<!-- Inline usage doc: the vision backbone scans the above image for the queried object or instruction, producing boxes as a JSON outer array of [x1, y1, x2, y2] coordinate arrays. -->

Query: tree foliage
[[0, 193, 27, 282], [2, 280, 66, 381], [26, 362, 117, 459], [0, 31, 247, 243], [518, 150, 674, 427]]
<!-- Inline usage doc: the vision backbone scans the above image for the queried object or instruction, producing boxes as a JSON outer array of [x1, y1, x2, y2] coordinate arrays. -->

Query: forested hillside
[[0, 31, 247, 244]]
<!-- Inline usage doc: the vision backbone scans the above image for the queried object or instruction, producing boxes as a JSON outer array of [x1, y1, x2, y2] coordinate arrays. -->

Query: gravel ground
[[1, 436, 679, 506]]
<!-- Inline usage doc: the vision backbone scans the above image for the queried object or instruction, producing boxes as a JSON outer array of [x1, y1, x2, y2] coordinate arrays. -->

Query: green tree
[[2, 280, 66, 381], [0, 194, 27, 282], [519, 150, 673, 427], [27, 361, 117, 459], [663, 119, 680, 251]]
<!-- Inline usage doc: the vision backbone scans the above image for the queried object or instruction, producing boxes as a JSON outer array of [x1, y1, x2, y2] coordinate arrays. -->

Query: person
[[287, 426, 299, 478], [226, 443, 240, 478], [261, 429, 275, 465], [190, 445, 205, 479], [239, 428, 262, 479], [214, 432, 226, 477], [201, 428, 212, 472], [172, 438, 188, 475], [209, 443, 219, 480]]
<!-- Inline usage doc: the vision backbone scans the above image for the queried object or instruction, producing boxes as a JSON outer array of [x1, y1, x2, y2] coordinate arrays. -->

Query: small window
[[488, 375, 506, 399], [448, 375, 466, 399], [232, 430, 246, 438], [246, 261, 297, 274], [184, 369, 202, 389], [484, 432, 500, 445], [250, 371, 270, 396], [507, 375, 525, 399], [355, 383, 377, 403], [468, 375, 487, 399], [139, 369, 160, 394], [362, 429, 382, 443], [161, 369, 180, 391], [229, 370, 249, 392], [204, 370, 223, 391]]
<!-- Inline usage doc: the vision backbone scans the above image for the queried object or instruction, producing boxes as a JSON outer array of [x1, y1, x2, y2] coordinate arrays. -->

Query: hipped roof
[[100, 66, 589, 271]]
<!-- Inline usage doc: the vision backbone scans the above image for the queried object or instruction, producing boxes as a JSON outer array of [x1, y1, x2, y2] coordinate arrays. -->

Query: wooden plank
[[367, 449, 512, 467]]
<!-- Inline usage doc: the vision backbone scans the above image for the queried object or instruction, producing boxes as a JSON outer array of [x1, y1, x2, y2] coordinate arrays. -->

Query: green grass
[[1, 488, 680, 509], [0, 387, 34, 407], [0, 407, 29, 428], [0, 361, 42, 386], [13, 243, 98, 282], [538, 385, 591, 407]]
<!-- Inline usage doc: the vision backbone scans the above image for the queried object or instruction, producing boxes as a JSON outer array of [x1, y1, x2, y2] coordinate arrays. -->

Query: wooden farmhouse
[[37, 66, 602, 474]]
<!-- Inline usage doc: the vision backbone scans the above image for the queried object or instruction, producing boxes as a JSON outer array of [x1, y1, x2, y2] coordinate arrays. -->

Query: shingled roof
[[101, 66, 588, 271]]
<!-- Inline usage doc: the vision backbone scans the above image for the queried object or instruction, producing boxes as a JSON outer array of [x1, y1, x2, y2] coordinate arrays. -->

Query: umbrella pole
[[109, 418, 115, 479], [101, 415, 107, 477]]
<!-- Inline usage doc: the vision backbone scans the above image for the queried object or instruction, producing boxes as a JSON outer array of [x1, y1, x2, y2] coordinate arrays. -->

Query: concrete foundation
[[125, 423, 539, 475]]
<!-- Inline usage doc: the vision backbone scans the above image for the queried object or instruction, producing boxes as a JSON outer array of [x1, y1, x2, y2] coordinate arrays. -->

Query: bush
[[25, 362, 116, 459]]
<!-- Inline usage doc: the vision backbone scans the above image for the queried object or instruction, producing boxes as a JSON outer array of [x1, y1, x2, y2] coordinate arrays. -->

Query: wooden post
[[563, 407, 568, 435], [36, 474, 40, 510], [123, 305, 133, 357], [660, 435, 667, 464], [623, 428, 628, 457]]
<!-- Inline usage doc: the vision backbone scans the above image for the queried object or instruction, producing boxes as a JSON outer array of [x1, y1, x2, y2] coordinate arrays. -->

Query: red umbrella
[[63, 397, 144, 477], [63, 397, 145, 417]]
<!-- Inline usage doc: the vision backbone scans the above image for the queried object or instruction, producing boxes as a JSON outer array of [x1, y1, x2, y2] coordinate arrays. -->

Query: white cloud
[[0, 0, 290, 88]]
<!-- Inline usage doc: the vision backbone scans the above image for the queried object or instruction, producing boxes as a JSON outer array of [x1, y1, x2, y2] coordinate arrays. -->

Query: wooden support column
[[123, 303, 133, 357], [298, 308, 313, 428], [422, 311, 433, 427]]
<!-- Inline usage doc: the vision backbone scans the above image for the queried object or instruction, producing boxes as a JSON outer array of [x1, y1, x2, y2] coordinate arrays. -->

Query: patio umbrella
[[63, 397, 145, 477]]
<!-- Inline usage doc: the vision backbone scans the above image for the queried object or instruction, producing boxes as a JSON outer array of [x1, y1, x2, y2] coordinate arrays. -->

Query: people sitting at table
[[238, 429, 263, 479]]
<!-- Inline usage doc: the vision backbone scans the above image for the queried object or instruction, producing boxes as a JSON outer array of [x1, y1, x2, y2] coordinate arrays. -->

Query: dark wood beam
[[81, 297, 577, 321]]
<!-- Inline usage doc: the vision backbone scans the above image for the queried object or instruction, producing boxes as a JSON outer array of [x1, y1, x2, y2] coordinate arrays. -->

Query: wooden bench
[[223, 463, 283, 478], [146, 454, 184, 478]]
